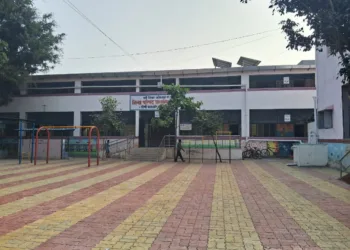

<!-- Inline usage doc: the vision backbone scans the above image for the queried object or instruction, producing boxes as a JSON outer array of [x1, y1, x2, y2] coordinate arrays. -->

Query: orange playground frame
[[34, 126, 100, 167]]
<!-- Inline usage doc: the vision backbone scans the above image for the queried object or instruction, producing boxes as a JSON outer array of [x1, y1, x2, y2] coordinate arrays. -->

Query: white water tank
[[293, 144, 328, 167]]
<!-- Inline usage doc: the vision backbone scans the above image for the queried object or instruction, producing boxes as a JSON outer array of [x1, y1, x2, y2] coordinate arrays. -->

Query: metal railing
[[159, 135, 241, 163], [102, 136, 137, 159]]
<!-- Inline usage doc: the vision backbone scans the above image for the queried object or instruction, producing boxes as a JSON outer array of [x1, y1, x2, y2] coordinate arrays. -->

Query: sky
[[34, 0, 315, 74]]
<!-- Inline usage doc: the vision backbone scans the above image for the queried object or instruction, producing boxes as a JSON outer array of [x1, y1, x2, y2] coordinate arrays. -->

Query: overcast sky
[[34, 0, 315, 74]]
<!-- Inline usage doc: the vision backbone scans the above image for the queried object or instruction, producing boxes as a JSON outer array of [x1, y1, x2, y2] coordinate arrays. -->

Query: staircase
[[126, 148, 166, 162]]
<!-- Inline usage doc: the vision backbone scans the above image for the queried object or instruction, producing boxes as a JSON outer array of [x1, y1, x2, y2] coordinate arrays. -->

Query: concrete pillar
[[241, 74, 250, 139], [19, 112, 26, 136], [175, 78, 180, 136], [135, 79, 140, 137], [74, 80, 82, 94], [73, 111, 81, 136], [19, 83, 28, 96]]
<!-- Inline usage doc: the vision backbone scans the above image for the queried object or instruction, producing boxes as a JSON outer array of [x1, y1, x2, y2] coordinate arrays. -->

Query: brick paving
[[0, 160, 349, 250]]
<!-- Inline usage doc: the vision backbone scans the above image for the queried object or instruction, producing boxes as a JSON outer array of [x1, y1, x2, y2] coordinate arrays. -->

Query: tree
[[151, 84, 202, 129], [151, 84, 202, 160], [91, 96, 124, 136], [0, 0, 65, 105], [192, 111, 224, 163], [241, 0, 350, 85]]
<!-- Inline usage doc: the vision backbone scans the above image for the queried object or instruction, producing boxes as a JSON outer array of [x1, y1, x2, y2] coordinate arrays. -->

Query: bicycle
[[242, 144, 262, 159], [260, 144, 277, 158]]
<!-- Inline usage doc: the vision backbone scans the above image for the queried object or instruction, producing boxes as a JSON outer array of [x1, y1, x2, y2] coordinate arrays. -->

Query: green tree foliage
[[151, 84, 202, 129], [0, 0, 65, 105], [241, 0, 350, 84], [91, 96, 124, 136], [192, 111, 224, 162]]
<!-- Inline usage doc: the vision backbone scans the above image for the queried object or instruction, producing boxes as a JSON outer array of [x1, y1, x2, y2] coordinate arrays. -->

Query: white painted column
[[135, 79, 140, 137], [241, 74, 250, 139], [73, 111, 81, 136], [74, 80, 81, 94], [19, 112, 26, 136], [19, 83, 28, 96], [176, 78, 180, 136]]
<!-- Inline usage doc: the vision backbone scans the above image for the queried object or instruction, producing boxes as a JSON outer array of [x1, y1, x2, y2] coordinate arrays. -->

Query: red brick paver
[[36, 164, 185, 250], [0, 162, 158, 235], [0, 162, 137, 205], [263, 162, 350, 229], [150, 164, 216, 250], [233, 162, 320, 249]]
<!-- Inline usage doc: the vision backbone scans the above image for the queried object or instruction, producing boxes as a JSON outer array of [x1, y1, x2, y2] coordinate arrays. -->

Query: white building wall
[[316, 47, 344, 139], [0, 89, 316, 138]]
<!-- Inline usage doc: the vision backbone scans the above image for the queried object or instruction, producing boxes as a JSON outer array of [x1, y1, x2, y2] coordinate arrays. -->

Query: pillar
[[74, 80, 82, 94], [73, 111, 81, 136], [19, 83, 27, 96], [19, 112, 26, 137], [241, 74, 250, 139], [135, 79, 140, 137]]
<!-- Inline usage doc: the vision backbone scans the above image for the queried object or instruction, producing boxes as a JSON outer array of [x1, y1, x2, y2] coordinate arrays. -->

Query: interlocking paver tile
[[209, 164, 263, 250], [245, 161, 350, 249], [94, 164, 201, 250], [36, 163, 183, 249], [151, 164, 216, 250], [270, 162, 350, 204], [233, 162, 320, 250], [0, 164, 172, 249], [0, 159, 348, 250], [264, 162, 350, 229]]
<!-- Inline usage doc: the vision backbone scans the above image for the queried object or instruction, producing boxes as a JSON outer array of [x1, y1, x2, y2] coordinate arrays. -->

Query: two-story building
[[0, 61, 316, 147]]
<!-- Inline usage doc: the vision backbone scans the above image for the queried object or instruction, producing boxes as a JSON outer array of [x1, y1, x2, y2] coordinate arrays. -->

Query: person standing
[[105, 140, 110, 158], [175, 139, 185, 162]]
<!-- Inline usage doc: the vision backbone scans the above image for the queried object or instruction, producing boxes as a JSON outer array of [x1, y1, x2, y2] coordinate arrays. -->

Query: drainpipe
[[313, 96, 319, 143], [244, 84, 248, 142]]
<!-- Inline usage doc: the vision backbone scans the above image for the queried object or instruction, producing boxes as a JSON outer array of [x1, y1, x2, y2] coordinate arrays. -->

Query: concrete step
[[127, 147, 166, 162]]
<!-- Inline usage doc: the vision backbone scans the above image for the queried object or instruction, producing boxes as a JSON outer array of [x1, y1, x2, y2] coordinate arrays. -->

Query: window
[[140, 79, 175, 92], [250, 124, 276, 137], [28, 82, 75, 95], [250, 74, 315, 88], [180, 76, 241, 91], [318, 110, 333, 129], [82, 80, 135, 93]]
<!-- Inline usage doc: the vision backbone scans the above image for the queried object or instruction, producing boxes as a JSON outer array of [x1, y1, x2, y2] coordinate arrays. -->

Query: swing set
[[34, 126, 100, 167]]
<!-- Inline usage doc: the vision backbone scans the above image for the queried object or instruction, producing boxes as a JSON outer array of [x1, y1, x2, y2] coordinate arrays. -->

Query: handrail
[[339, 150, 350, 178]]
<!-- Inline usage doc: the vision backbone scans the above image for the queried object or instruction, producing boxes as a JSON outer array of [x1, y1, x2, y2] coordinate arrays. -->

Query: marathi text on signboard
[[130, 94, 171, 110]]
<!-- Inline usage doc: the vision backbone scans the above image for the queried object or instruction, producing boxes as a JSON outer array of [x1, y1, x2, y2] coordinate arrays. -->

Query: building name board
[[130, 95, 171, 110]]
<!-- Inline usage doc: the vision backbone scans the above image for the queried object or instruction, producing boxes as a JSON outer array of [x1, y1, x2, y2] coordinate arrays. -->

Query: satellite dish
[[212, 58, 232, 68]]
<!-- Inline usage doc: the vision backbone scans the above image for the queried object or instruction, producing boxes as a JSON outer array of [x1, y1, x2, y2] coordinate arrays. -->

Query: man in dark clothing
[[105, 140, 110, 158], [175, 139, 185, 162]]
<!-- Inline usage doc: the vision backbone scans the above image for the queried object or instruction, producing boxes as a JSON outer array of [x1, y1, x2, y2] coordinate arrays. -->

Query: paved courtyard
[[0, 160, 349, 250]]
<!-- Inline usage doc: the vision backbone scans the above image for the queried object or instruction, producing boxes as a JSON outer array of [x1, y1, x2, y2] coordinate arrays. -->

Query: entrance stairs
[[126, 148, 166, 162]]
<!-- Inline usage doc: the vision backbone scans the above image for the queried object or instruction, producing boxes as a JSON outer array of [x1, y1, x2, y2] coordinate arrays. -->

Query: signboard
[[283, 77, 290, 85], [284, 114, 291, 122], [154, 111, 160, 118], [130, 94, 171, 111], [180, 124, 192, 131]]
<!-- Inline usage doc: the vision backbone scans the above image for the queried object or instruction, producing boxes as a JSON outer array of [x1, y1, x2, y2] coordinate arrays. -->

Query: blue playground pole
[[19, 121, 23, 165], [31, 123, 35, 163]]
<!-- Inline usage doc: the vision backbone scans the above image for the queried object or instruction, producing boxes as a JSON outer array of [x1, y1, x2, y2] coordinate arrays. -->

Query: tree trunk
[[211, 135, 222, 163]]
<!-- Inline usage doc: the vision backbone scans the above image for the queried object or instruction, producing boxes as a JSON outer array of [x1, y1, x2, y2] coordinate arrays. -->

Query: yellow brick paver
[[245, 161, 350, 250], [0, 163, 87, 185], [0, 160, 86, 176], [0, 163, 174, 250], [94, 164, 201, 250], [0, 162, 149, 217], [0, 161, 123, 198], [208, 164, 263, 250], [271, 162, 350, 204]]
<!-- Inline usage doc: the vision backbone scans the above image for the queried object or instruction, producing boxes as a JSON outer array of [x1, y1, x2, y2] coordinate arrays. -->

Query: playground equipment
[[0, 116, 36, 164], [34, 126, 100, 167]]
